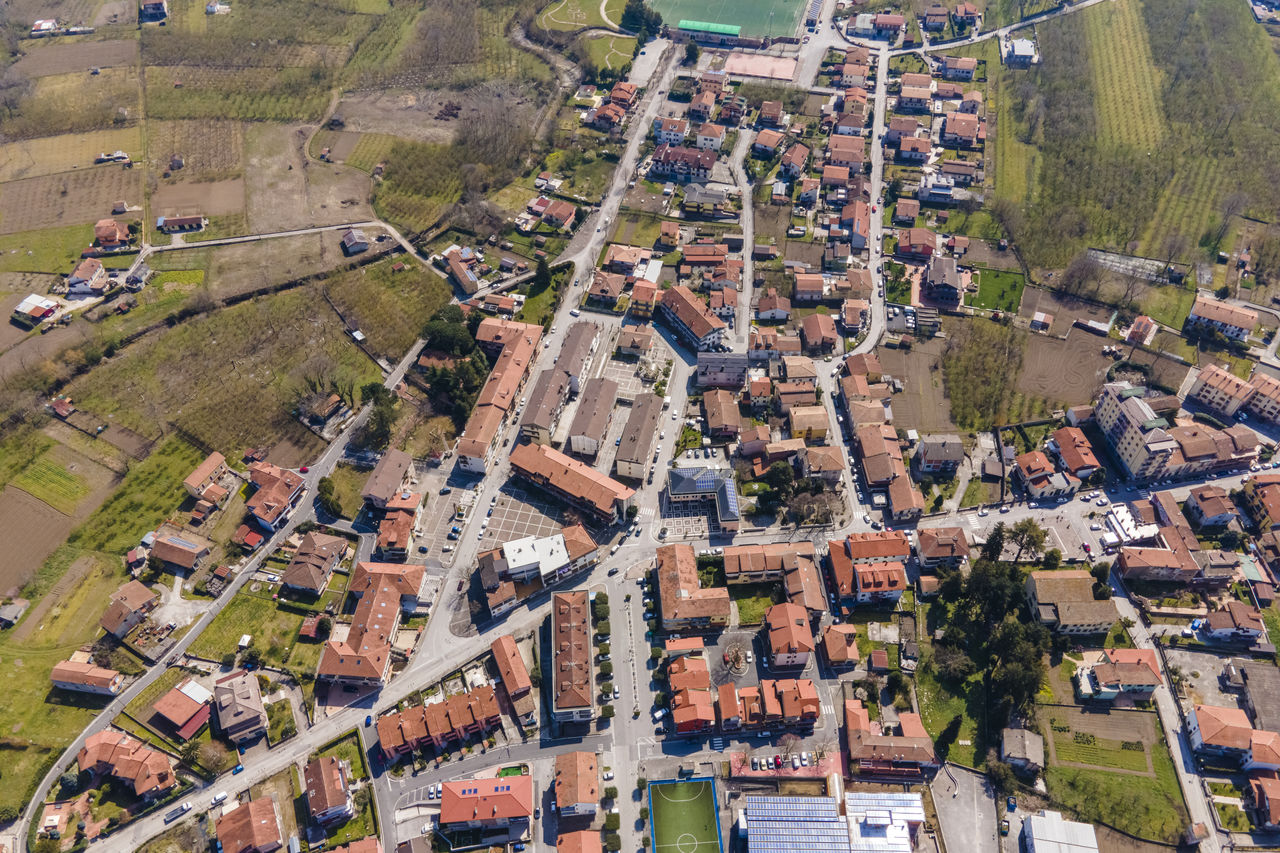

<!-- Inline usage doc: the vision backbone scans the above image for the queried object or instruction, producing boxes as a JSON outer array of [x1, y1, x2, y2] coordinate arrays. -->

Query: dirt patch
[[1017, 329, 1116, 407], [150, 178, 245, 218], [0, 294, 37, 352], [1094, 825, 1175, 853], [1019, 286, 1115, 334], [334, 89, 472, 144], [0, 318, 93, 384], [92, 0, 135, 25], [875, 336, 958, 433], [146, 120, 245, 183], [963, 239, 1021, 270], [12, 39, 138, 78], [243, 124, 372, 233], [754, 203, 826, 268], [0, 166, 143, 235], [6, 0, 95, 26], [199, 232, 358, 299], [0, 488, 74, 597], [322, 131, 363, 161]]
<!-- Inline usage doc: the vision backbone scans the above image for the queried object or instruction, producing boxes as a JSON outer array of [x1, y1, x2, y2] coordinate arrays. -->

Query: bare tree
[[1215, 191, 1249, 249]]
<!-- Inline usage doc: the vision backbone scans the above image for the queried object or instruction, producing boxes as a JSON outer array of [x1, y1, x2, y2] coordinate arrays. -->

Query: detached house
[[940, 55, 977, 81], [653, 117, 689, 146], [765, 603, 815, 668], [67, 257, 107, 296]]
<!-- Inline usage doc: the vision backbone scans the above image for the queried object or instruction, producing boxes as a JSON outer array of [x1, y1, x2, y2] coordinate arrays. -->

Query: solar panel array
[[745, 796, 850, 853], [844, 792, 925, 825]]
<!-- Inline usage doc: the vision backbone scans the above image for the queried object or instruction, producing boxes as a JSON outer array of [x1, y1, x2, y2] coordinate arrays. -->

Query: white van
[[210, 791, 228, 807], [653, 708, 667, 722]]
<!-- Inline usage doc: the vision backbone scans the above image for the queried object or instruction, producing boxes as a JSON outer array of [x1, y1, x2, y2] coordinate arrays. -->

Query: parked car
[[1000, 820, 1010, 836], [792, 755, 800, 769], [773, 755, 782, 769]]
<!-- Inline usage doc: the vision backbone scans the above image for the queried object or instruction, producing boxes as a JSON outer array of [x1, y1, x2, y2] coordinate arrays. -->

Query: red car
[[723, 653, 730, 665], [300, 466, 309, 473], [773, 755, 782, 769]]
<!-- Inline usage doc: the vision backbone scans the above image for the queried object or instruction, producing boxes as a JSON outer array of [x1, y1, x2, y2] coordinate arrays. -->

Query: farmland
[[0, 67, 143, 141], [324, 257, 453, 359], [1081, 0, 1164, 150], [0, 127, 143, 182], [66, 287, 382, 461], [10, 448, 91, 514], [0, 166, 143, 235], [146, 120, 246, 182]]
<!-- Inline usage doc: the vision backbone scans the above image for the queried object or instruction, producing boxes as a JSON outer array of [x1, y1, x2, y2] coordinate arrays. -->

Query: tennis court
[[648, 0, 806, 38], [649, 778, 723, 853]]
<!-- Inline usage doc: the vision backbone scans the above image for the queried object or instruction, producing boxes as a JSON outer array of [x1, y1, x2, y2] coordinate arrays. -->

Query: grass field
[[647, 0, 806, 38], [266, 698, 297, 744], [729, 583, 783, 625], [650, 779, 721, 853], [67, 286, 381, 460], [345, 133, 400, 174], [11, 449, 91, 514], [966, 268, 1026, 312], [0, 127, 144, 183], [1052, 733, 1150, 772], [325, 463, 368, 519], [1082, 0, 1164, 150], [581, 34, 636, 71], [914, 664, 983, 768], [188, 591, 308, 670], [1046, 726, 1188, 843], [537, 0, 625, 30], [0, 67, 142, 141], [324, 257, 453, 360], [313, 731, 375, 844]]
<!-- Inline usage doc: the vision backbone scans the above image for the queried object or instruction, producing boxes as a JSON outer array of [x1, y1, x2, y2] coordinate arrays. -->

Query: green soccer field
[[646, 0, 806, 38], [650, 780, 722, 853]]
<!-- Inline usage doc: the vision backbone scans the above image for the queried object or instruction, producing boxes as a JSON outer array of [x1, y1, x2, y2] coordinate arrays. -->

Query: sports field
[[647, 0, 806, 38], [650, 779, 723, 853]]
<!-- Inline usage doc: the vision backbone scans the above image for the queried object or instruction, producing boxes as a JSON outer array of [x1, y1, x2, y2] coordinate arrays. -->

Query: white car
[[977, 508, 988, 517], [863, 513, 872, 523], [1089, 523, 1103, 530], [1096, 498, 1109, 506], [603, 770, 614, 781]]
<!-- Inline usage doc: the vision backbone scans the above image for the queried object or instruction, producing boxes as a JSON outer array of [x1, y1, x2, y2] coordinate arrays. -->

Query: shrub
[[605, 813, 621, 830], [605, 786, 618, 800]]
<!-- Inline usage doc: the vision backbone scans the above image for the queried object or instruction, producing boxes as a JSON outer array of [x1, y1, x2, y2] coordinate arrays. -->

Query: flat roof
[[679, 19, 741, 35]]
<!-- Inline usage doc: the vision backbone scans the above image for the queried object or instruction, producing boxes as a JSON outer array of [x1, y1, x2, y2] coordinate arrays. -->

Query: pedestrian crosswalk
[[636, 506, 657, 526], [710, 738, 726, 751], [820, 701, 835, 718]]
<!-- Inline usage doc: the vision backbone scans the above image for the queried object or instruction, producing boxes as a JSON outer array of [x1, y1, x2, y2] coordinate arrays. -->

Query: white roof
[[179, 679, 213, 705], [1023, 810, 1099, 852], [16, 294, 58, 313], [1011, 38, 1035, 55], [501, 533, 570, 580], [638, 259, 664, 283]]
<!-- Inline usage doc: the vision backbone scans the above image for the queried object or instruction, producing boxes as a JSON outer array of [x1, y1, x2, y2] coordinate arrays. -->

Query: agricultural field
[[66, 286, 382, 463], [0, 165, 143, 235], [0, 223, 98, 274], [324, 257, 453, 359], [151, 178, 246, 221], [536, 0, 625, 30], [0, 67, 143, 141], [0, 127, 143, 182], [1081, 0, 1164, 150], [146, 120, 246, 183], [10, 446, 93, 514], [11, 38, 139, 77], [144, 66, 335, 122], [243, 124, 374, 233]]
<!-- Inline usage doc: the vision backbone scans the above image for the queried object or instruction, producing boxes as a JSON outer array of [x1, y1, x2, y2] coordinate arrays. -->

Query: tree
[[200, 740, 231, 772], [933, 644, 975, 683], [533, 257, 552, 292], [626, 504, 639, 520], [763, 460, 795, 497], [1090, 562, 1111, 586], [596, 620, 611, 637], [601, 705, 615, 719], [1041, 548, 1061, 571], [605, 833, 622, 852], [242, 647, 263, 667], [684, 41, 699, 65], [605, 812, 621, 830], [605, 786, 619, 800], [599, 661, 614, 677], [59, 771, 80, 796], [1009, 518, 1047, 562], [316, 476, 342, 517], [316, 616, 333, 640], [179, 740, 201, 767], [981, 522, 1007, 562], [984, 749, 1017, 793]]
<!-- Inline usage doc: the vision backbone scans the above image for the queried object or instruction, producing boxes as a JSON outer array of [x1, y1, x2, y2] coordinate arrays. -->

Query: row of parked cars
[[750, 751, 814, 770]]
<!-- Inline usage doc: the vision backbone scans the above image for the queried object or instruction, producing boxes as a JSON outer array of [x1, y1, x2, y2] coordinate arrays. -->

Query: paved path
[[728, 128, 756, 348]]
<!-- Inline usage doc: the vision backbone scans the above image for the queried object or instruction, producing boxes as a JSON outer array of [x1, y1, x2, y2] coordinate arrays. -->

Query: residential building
[[99, 579, 158, 637], [759, 100, 783, 125], [941, 112, 980, 147], [609, 81, 637, 109], [827, 532, 911, 603], [213, 669, 268, 744], [280, 530, 347, 596], [703, 388, 741, 437], [1073, 648, 1162, 701], [801, 445, 844, 486], [183, 451, 229, 500], [898, 227, 937, 258], [800, 313, 838, 353], [1187, 294, 1257, 341], [615, 392, 663, 480], [690, 90, 717, 122], [554, 751, 598, 816], [77, 730, 175, 799], [695, 123, 725, 151], [665, 468, 742, 532], [150, 534, 210, 571], [1186, 484, 1238, 527], [509, 442, 635, 523], [1189, 364, 1255, 417], [1047, 427, 1100, 479], [914, 434, 964, 474], [845, 699, 938, 776], [696, 352, 750, 388], [1001, 728, 1045, 774], [788, 406, 830, 443], [1189, 704, 1256, 761], [492, 634, 536, 726], [375, 687, 502, 757], [722, 542, 826, 612], [941, 55, 977, 80], [652, 117, 689, 146], [893, 198, 920, 224], [317, 562, 425, 686], [67, 257, 107, 296], [651, 144, 716, 182], [440, 777, 534, 831], [916, 526, 968, 570], [656, 544, 730, 631], [246, 461, 305, 530], [754, 128, 784, 155], [922, 255, 961, 304], [216, 796, 283, 853], [1204, 600, 1265, 642], [1243, 473, 1280, 531], [304, 756, 355, 825], [1014, 450, 1080, 499], [1006, 38, 1036, 66], [151, 677, 212, 741], [1249, 777, 1280, 830], [566, 377, 618, 459], [94, 218, 130, 249], [51, 661, 123, 696], [1025, 570, 1117, 634], [551, 591, 593, 722], [780, 143, 809, 179], [657, 285, 726, 351], [616, 326, 654, 358], [1247, 370, 1280, 424], [765, 603, 814, 667], [822, 624, 860, 669]]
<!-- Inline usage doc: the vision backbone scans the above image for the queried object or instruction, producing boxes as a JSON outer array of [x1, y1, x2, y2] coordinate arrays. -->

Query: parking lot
[[417, 487, 480, 564], [476, 484, 568, 550]]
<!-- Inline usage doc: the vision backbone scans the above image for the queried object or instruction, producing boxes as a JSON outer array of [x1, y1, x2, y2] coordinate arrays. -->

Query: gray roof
[[1242, 661, 1280, 734], [521, 368, 571, 433], [685, 185, 727, 205], [616, 393, 664, 470], [567, 377, 619, 445], [919, 434, 964, 462], [362, 449, 412, 503], [559, 323, 599, 379], [1001, 727, 1044, 765], [667, 467, 740, 523]]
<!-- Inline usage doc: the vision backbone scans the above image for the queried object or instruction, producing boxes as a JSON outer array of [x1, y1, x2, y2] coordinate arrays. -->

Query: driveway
[[931, 764, 999, 853]]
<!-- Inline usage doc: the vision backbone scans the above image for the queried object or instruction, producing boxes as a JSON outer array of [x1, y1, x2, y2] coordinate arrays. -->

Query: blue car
[[365, 715, 373, 727], [233, 764, 245, 775]]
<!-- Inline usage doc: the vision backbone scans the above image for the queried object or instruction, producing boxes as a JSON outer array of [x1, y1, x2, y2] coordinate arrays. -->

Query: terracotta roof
[[558, 830, 604, 853], [766, 602, 814, 656], [1194, 704, 1254, 750], [554, 751, 598, 807], [152, 681, 206, 728], [855, 562, 906, 594], [318, 562, 422, 682], [510, 442, 634, 520], [659, 285, 726, 341], [150, 535, 208, 569], [281, 531, 346, 593], [439, 775, 534, 825], [184, 451, 226, 493], [216, 796, 282, 853], [657, 544, 730, 626], [304, 756, 350, 821], [1052, 427, 1100, 474], [1191, 295, 1257, 331], [99, 580, 158, 634], [246, 461, 304, 526], [917, 526, 968, 561], [78, 730, 174, 797], [52, 660, 121, 690], [553, 591, 592, 712], [492, 635, 532, 697], [845, 699, 937, 767], [823, 624, 860, 664]]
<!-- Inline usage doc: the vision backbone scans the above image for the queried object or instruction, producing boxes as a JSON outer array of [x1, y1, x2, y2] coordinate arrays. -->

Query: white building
[[1023, 810, 1099, 853]]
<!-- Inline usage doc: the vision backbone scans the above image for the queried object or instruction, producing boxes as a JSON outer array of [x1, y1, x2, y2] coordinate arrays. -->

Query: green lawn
[[188, 592, 307, 670], [1045, 718, 1189, 843], [0, 223, 94, 273], [729, 583, 783, 625], [1215, 802, 1251, 831], [536, 0, 625, 30], [313, 732, 375, 844], [325, 463, 368, 519], [1141, 285, 1196, 328], [914, 664, 984, 768], [581, 34, 636, 70], [966, 268, 1026, 313], [266, 698, 297, 745]]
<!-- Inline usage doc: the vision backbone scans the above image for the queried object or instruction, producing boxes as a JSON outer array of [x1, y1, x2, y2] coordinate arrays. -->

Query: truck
[[163, 802, 192, 824]]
